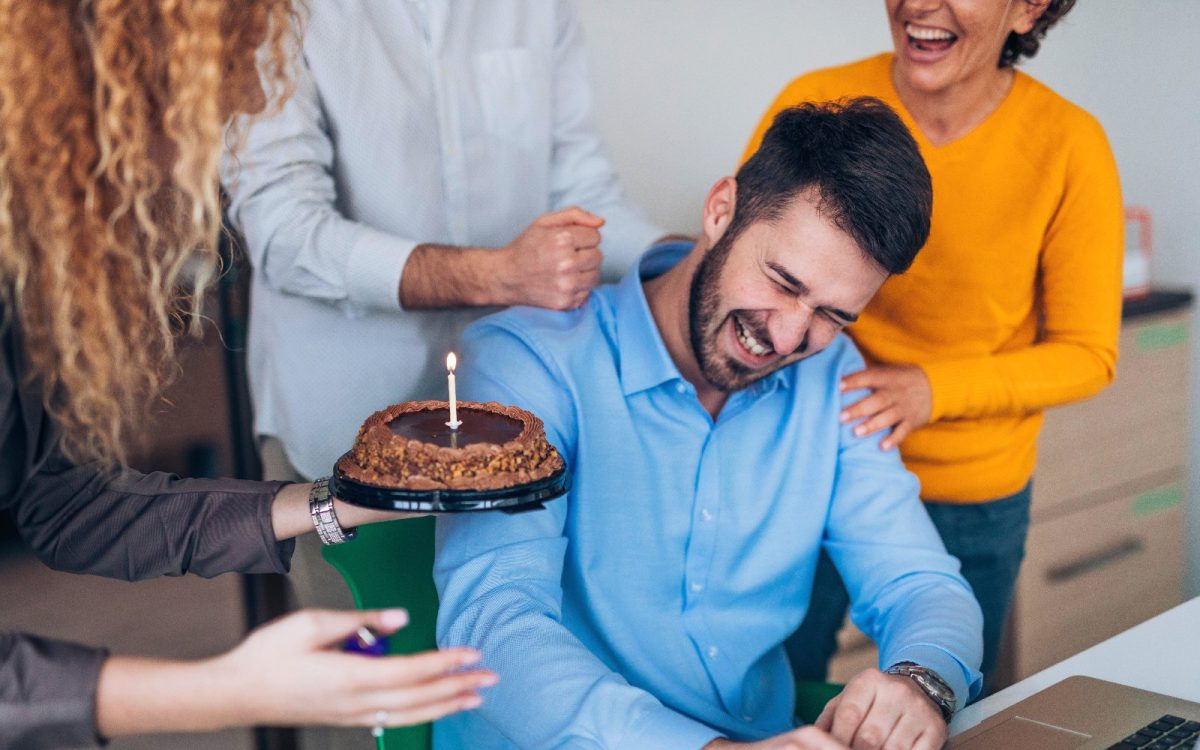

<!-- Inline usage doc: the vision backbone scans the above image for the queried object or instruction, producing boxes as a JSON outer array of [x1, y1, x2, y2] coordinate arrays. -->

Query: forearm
[[441, 595, 718, 748], [95, 656, 234, 737], [923, 337, 1117, 422], [398, 243, 514, 309]]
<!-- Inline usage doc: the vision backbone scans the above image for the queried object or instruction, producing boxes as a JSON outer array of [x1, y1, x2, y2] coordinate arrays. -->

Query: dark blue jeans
[[786, 483, 1032, 698]]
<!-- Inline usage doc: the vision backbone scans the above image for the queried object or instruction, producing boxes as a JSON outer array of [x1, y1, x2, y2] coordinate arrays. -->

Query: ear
[[1012, 0, 1049, 35], [700, 177, 737, 249]]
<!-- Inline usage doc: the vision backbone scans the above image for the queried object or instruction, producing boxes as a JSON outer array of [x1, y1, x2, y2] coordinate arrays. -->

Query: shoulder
[[463, 292, 615, 376], [1015, 73, 1112, 152]]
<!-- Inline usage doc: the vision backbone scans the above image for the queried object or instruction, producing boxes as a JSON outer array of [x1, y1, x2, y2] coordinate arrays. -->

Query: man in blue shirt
[[435, 99, 983, 750]]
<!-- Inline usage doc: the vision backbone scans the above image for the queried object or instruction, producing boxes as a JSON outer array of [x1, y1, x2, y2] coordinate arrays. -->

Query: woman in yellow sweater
[[743, 0, 1122, 691]]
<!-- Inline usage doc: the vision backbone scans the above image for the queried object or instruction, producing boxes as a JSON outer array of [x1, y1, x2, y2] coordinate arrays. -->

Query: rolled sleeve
[[345, 225, 417, 311]]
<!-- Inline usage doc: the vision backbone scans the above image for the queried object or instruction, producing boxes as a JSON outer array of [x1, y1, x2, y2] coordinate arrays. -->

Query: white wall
[[578, 0, 1200, 595]]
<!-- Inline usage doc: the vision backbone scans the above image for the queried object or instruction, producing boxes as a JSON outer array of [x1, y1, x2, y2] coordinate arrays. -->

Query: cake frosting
[[338, 400, 563, 491]]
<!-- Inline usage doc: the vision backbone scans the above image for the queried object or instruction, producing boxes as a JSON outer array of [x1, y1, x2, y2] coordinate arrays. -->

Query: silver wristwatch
[[309, 477, 356, 545], [884, 661, 956, 722]]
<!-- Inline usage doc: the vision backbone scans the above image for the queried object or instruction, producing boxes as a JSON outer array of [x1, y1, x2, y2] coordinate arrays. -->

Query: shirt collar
[[613, 244, 689, 397], [613, 243, 793, 399]]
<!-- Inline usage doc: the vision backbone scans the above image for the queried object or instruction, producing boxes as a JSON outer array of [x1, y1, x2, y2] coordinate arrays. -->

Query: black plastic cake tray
[[330, 454, 570, 514]]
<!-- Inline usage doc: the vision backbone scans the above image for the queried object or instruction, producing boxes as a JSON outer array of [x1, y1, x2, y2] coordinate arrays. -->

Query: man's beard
[[687, 232, 794, 393]]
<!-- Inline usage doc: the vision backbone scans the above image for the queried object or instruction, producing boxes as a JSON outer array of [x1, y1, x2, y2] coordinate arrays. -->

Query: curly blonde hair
[[0, 0, 296, 466]]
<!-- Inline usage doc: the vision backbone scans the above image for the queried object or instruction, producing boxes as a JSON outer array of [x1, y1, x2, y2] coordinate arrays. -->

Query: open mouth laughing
[[905, 21, 957, 53], [732, 314, 774, 361]]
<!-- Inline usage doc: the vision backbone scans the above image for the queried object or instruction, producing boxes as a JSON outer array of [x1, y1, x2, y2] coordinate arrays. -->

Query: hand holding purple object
[[344, 625, 388, 656]]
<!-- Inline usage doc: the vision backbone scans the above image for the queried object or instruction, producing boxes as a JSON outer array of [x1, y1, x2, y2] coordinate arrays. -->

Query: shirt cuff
[[919, 359, 974, 423], [0, 634, 109, 749], [883, 643, 982, 711], [623, 702, 723, 750], [344, 225, 418, 311]]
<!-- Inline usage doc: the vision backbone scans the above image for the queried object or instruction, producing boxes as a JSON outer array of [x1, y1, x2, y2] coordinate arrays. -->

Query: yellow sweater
[[743, 54, 1123, 502]]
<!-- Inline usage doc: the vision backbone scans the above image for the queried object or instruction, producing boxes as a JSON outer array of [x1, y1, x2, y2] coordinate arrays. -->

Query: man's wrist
[[884, 661, 956, 722]]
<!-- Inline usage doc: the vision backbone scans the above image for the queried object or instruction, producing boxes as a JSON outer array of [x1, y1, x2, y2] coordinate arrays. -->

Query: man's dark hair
[[732, 97, 931, 275], [1000, 0, 1076, 67]]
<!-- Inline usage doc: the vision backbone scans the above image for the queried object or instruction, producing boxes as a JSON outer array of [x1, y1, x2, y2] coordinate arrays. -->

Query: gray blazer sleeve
[[0, 322, 298, 746], [0, 633, 107, 749], [11, 454, 295, 580]]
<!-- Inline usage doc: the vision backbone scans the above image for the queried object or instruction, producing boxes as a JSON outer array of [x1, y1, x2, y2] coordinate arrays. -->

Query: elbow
[[1090, 343, 1119, 393]]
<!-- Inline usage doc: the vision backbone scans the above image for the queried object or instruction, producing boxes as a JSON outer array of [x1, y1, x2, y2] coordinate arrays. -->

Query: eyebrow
[[766, 261, 859, 324]]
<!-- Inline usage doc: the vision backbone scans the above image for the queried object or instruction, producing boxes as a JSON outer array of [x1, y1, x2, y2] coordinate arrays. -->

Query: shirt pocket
[[472, 47, 550, 151]]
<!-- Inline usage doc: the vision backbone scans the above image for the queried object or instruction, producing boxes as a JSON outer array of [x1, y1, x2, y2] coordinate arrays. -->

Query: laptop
[[949, 676, 1200, 749]]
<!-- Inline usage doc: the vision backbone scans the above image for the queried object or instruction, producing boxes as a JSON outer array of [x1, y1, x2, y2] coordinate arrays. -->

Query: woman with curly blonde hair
[[0, 2, 493, 746]]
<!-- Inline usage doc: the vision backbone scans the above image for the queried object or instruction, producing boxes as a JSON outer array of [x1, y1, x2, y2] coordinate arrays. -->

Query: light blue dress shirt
[[221, 0, 662, 479], [435, 244, 983, 749]]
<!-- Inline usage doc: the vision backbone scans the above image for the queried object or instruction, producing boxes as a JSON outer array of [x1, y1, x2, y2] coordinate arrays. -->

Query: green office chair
[[323, 517, 438, 750], [324, 517, 842, 749]]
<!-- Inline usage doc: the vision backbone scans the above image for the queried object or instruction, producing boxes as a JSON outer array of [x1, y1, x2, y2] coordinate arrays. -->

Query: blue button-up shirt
[[434, 244, 983, 749]]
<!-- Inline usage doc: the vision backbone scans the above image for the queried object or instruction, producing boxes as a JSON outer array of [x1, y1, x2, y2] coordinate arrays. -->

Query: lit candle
[[446, 352, 462, 429]]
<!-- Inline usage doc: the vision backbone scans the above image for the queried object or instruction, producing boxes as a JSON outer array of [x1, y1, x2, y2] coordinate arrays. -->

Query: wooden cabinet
[[828, 296, 1192, 690], [1007, 302, 1191, 681]]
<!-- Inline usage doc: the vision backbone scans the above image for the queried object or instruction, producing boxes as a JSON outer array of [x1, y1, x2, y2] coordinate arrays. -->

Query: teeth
[[734, 317, 772, 357], [905, 23, 955, 41]]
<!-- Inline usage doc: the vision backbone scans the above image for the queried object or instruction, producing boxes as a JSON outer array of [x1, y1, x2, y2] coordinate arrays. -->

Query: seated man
[[434, 99, 983, 750]]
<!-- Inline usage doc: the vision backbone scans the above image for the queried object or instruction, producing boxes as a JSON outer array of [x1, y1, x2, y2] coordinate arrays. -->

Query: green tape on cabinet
[[1130, 483, 1184, 517], [1135, 322, 1188, 352]]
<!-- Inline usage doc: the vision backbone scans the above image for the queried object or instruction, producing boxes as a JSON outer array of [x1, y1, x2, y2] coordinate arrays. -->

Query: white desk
[[950, 596, 1200, 737]]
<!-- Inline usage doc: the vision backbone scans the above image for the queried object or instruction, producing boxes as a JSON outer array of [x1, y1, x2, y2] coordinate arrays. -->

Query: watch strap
[[884, 661, 956, 722], [309, 477, 356, 546]]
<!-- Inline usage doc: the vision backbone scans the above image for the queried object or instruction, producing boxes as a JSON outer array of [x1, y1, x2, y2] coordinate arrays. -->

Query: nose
[[902, 0, 943, 14], [769, 303, 814, 357]]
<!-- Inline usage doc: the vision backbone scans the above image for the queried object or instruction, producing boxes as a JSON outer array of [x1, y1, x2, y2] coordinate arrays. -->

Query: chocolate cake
[[338, 400, 563, 491]]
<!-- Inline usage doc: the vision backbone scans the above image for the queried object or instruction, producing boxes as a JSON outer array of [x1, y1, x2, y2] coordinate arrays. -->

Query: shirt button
[[676, 382, 687, 394], [701, 508, 714, 522], [707, 646, 719, 659], [690, 582, 703, 593], [743, 714, 753, 722]]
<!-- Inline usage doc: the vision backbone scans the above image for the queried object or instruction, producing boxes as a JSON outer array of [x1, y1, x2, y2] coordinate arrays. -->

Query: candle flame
[[446, 352, 457, 372]]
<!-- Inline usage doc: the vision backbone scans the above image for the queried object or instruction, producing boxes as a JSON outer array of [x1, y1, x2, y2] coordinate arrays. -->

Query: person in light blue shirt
[[435, 99, 983, 750]]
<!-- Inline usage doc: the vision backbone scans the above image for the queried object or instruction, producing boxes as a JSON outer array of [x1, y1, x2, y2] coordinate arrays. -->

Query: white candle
[[446, 352, 462, 429]]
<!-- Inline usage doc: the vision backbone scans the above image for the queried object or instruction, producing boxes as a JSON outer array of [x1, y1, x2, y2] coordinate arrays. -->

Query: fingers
[[574, 247, 603, 273], [371, 690, 484, 728], [879, 421, 912, 452], [828, 686, 876, 745], [282, 608, 410, 649], [853, 407, 902, 441], [839, 391, 892, 428], [357, 668, 495, 724], [786, 725, 853, 749], [365, 647, 484, 686], [814, 695, 839, 732], [849, 701, 902, 750], [876, 712, 924, 750], [910, 723, 948, 750], [839, 368, 883, 392], [555, 224, 603, 250], [535, 206, 605, 228]]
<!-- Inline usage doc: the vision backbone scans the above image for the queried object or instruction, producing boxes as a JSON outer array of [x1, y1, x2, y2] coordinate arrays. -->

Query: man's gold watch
[[884, 661, 956, 723]]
